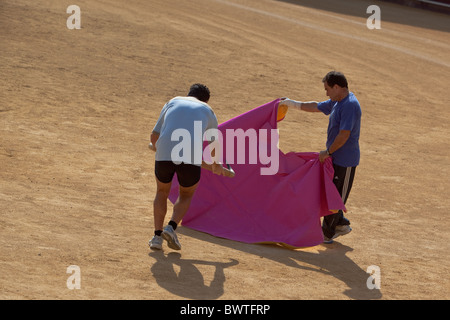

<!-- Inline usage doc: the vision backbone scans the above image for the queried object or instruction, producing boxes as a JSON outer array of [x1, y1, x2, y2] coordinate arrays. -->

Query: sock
[[169, 220, 178, 230], [155, 230, 162, 237]]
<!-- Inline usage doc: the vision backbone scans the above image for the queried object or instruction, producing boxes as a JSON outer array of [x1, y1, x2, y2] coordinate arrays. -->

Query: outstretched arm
[[279, 99, 321, 112]]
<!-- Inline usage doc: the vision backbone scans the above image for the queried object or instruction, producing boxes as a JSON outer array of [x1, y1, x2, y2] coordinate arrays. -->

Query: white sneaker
[[335, 225, 352, 239], [162, 225, 181, 250], [323, 225, 352, 244], [149, 235, 163, 250]]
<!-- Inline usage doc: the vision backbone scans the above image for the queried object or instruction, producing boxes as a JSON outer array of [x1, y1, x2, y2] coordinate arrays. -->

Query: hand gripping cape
[[169, 99, 346, 248]]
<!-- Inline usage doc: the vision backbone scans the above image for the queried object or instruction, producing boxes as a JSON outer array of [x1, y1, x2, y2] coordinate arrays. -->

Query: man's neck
[[336, 89, 349, 102]]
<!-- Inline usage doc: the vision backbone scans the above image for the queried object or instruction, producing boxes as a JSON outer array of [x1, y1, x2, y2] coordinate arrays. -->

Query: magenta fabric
[[169, 99, 346, 248]]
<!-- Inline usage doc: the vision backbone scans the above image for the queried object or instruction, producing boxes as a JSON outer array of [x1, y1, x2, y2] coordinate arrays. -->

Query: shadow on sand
[[149, 250, 239, 300], [149, 226, 382, 300]]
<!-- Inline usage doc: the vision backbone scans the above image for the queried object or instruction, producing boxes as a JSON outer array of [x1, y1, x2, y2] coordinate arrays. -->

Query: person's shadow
[[149, 250, 238, 300], [171, 227, 383, 300]]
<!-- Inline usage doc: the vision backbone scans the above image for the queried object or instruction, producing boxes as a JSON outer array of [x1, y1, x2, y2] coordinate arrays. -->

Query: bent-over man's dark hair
[[188, 83, 210, 103], [322, 71, 348, 88]]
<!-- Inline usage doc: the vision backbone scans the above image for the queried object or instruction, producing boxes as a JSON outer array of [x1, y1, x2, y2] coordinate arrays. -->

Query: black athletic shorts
[[154, 161, 201, 187]]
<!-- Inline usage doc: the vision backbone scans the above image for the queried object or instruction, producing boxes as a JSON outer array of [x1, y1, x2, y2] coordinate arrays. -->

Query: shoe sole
[[162, 232, 181, 250], [334, 227, 352, 239], [323, 227, 352, 244], [149, 240, 162, 250], [149, 243, 162, 250]]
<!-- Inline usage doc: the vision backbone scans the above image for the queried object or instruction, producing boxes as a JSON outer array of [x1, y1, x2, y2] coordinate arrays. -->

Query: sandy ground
[[1, 0, 449, 300]]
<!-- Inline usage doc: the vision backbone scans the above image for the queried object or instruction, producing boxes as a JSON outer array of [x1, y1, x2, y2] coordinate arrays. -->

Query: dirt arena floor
[[1, 0, 449, 300]]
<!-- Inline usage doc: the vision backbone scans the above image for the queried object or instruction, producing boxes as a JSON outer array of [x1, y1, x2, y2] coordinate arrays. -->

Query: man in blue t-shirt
[[279, 71, 362, 243]]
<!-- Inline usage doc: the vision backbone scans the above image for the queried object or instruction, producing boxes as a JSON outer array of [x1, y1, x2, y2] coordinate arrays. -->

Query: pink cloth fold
[[169, 99, 346, 247]]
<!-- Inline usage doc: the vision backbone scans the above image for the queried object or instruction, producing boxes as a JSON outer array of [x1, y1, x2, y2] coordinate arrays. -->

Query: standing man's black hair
[[322, 71, 348, 88], [188, 83, 210, 103]]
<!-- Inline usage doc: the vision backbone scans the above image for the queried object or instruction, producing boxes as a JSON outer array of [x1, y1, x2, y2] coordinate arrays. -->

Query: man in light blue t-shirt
[[280, 71, 362, 243], [149, 84, 226, 251]]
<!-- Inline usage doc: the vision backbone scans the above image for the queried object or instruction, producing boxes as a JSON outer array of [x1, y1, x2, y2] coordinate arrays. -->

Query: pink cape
[[169, 99, 346, 248]]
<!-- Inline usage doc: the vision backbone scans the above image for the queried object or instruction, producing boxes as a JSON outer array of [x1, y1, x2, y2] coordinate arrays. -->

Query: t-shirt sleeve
[[152, 103, 169, 133], [209, 112, 218, 131], [207, 110, 219, 141], [317, 99, 333, 115]]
